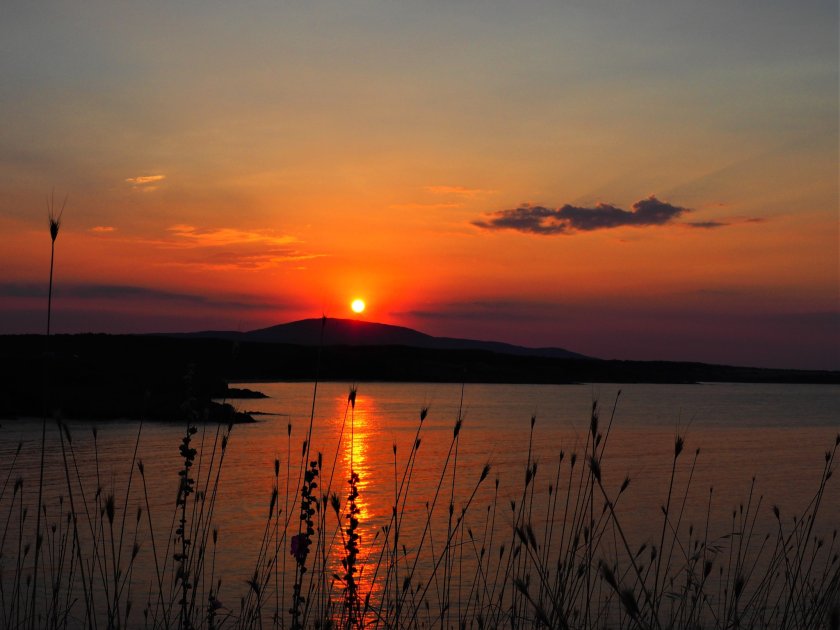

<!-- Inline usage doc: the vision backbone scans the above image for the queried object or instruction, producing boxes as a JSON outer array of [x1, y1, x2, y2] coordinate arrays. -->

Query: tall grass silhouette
[[2, 382, 838, 628], [46, 191, 64, 339], [30, 191, 66, 629]]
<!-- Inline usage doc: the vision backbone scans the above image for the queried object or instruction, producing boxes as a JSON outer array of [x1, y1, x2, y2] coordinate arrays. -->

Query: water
[[1, 382, 838, 627]]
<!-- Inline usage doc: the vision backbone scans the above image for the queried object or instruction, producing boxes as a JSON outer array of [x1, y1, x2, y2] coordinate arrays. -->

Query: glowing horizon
[[0, 2, 837, 370]]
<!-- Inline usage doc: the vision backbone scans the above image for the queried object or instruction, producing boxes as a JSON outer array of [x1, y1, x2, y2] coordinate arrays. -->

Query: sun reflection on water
[[333, 391, 373, 521], [330, 390, 386, 616]]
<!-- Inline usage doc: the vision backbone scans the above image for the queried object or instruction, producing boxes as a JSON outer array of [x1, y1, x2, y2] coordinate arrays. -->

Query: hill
[[176, 317, 588, 359]]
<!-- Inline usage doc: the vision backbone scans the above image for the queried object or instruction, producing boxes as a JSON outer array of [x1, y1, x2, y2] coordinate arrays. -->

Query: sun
[[351, 298, 366, 314]]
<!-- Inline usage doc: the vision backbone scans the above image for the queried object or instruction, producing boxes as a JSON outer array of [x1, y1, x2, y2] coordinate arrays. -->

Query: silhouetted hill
[[177, 317, 588, 359]]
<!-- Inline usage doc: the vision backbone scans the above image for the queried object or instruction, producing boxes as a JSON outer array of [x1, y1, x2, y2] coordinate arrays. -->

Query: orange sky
[[1, 2, 837, 369]]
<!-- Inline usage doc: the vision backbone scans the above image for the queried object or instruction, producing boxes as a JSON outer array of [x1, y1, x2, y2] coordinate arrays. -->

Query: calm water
[[1, 382, 838, 625]]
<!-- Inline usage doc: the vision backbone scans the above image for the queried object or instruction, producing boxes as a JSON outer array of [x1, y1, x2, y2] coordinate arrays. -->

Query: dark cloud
[[0, 283, 43, 298], [473, 205, 564, 235], [396, 300, 840, 370], [686, 221, 728, 229], [394, 299, 568, 322], [473, 196, 689, 235], [0, 282, 274, 310], [766, 311, 840, 331]]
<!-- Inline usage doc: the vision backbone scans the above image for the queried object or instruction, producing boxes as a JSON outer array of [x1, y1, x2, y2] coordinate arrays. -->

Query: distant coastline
[[1, 331, 837, 421]]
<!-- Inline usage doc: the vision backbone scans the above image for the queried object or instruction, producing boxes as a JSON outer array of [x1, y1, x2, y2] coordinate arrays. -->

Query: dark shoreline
[[1, 333, 837, 421]]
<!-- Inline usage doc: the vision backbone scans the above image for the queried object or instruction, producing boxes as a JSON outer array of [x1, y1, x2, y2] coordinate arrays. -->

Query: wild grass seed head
[[105, 494, 115, 525], [620, 476, 630, 494], [589, 456, 601, 482], [47, 191, 66, 243]]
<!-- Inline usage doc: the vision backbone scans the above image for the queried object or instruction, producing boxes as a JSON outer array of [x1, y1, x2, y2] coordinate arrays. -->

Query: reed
[[1, 385, 838, 628], [30, 191, 66, 629]]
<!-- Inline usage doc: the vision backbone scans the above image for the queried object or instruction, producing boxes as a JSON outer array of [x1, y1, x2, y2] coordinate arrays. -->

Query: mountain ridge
[[174, 317, 589, 360]]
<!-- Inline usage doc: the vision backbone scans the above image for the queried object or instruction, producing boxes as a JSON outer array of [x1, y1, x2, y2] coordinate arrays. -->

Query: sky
[[1, 0, 837, 370]]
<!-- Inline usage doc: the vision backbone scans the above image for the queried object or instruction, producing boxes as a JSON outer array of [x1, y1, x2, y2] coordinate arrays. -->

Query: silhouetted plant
[[176, 424, 199, 630], [46, 190, 65, 338], [31, 191, 66, 629], [340, 387, 362, 626], [290, 458, 319, 629]]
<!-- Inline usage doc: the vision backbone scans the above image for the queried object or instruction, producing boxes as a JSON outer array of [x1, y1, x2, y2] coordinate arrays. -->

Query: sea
[[1, 382, 837, 626]]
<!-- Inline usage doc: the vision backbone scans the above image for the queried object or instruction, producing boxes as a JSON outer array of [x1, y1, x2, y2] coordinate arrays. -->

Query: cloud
[[126, 174, 165, 192], [388, 202, 462, 211], [0, 282, 43, 298], [152, 225, 318, 270], [126, 174, 165, 185], [166, 225, 296, 248], [0, 281, 275, 310], [473, 196, 690, 235], [395, 299, 564, 322], [93, 225, 315, 271], [190, 248, 320, 271], [426, 185, 496, 197], [684, 216, 767, 229], [685, 221, 727, 229], [90, 225, 116, 233]]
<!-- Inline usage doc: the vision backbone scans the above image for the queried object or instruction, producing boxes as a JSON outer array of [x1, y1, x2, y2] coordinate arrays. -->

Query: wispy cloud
[[685, 221, 727, 229], [426, 185, 496, 197], [148, 225, 319, 271], [683, 216, 767, 229], [191, 248, 320, 271], [0, 281, 275, 310], [395, 299, 564, 322], [388, 185, 495, 213], [126, 174, 165, 192], [388, 202, 462, 211], [166, 225, 297, 248], [90, 225, 116, 233]]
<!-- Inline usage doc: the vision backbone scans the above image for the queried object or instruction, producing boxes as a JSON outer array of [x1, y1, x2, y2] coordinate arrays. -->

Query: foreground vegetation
[[0, 384, 838, 629]]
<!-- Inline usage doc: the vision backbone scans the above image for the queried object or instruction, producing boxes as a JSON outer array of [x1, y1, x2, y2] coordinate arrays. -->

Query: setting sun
[[351, 299, 366, 314]]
